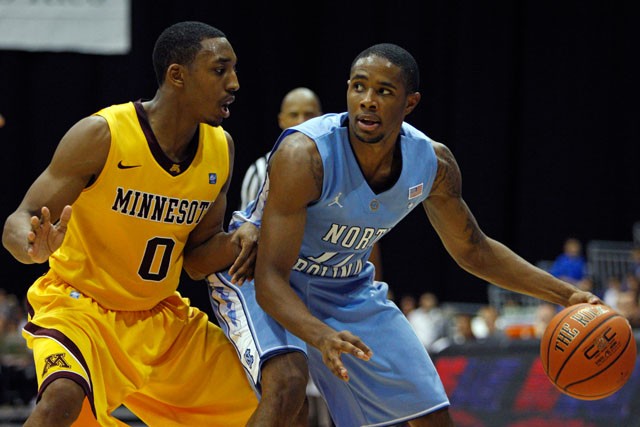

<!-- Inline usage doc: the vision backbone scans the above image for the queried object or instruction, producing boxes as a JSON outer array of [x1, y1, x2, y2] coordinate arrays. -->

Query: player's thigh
[[208, 271, 307, 391], [129, 304, 257, 424]]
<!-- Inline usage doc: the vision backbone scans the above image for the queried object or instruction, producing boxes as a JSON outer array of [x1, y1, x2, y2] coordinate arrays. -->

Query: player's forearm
[[183, 231, 237, 280], [255, 272, 333, 348], [461, 237, 579, 306], [2, 211, 35, 264]]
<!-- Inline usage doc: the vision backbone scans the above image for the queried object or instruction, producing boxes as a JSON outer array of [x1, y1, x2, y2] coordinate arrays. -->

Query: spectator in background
[[398, 294, 417, 317], [471, 305, 505, 341], [631, 246, 640, 279], [429, 310, 478, 354], [0, 289, 36, 406], [617, 290, 640, 328], [549, 237, 587, 284], [0, 113, 5, 127], [623, 272, 639, 300], [576, 275, 596, 294], [533, 302, 559, 339], [603, 275, 623, 310], [451, 312, 477, 345], [407, 292, 448, 351]]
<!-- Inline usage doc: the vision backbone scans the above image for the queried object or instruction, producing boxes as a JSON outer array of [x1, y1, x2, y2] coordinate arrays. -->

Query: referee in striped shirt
[[239, 87, 323, 210]]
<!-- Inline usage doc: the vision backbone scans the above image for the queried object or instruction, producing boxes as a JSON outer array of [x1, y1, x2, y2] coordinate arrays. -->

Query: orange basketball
[[540, 303, 637, 400]]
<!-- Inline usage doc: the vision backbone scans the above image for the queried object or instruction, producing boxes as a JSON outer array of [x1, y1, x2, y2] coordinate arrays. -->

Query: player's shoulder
[[68, 114, 111, 144], [429, 139, 455, 162], [278, 130, 318, 161]]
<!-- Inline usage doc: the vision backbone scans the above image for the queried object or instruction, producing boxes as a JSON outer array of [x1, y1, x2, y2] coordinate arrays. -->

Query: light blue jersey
[[209, 113, 450, 427], [287, 112, 437, 280]]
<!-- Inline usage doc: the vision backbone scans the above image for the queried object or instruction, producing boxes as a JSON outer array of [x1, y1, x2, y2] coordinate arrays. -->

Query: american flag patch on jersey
[[408, 183, 423, 199], [209, 173, 217, 184]]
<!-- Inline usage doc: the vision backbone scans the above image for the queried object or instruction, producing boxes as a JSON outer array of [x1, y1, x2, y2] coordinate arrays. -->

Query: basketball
[[540, 303, 637, 400]]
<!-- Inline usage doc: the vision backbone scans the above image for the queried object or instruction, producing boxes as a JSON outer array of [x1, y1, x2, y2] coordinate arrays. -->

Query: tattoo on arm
[[465, 215, 484, 245], [434, 143, 462, 198], [434, 142, 485, 246]]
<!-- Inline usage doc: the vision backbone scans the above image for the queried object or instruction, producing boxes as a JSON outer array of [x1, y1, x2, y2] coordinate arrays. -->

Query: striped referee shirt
[[239, 153, 269, 210]]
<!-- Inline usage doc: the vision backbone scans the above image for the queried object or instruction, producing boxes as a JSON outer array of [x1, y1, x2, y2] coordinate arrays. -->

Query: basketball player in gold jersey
[[2, 21, 261, 426]]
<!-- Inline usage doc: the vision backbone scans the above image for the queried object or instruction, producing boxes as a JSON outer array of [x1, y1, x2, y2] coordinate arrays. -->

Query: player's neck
[[351, 139, 402, 193], [141, 94, 199, 162]]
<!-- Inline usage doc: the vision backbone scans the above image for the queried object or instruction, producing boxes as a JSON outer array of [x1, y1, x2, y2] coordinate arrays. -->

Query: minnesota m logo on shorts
[[42, 352, 71, 376], [25, 323, 93, 397]]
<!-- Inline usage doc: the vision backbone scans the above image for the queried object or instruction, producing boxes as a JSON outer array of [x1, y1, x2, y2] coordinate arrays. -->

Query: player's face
[[184, 37, 239, 127], [346, 55, 417, 145]]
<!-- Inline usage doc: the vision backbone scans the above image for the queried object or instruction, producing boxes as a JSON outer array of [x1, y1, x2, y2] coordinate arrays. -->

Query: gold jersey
[[49, 102, 229, 311]]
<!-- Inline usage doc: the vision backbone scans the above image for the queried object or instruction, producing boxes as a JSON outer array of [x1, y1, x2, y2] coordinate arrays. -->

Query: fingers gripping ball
[[540, 303, 637, 400]]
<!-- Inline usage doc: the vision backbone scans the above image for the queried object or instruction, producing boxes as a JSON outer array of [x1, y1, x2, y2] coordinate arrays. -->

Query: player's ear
[[166, 64, 185, 88], [404, 91, 421, 116]]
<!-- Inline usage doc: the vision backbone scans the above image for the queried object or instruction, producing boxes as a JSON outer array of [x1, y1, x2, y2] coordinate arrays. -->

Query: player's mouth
[[356, 114, 380, 132], [221, 96, 235, 118]]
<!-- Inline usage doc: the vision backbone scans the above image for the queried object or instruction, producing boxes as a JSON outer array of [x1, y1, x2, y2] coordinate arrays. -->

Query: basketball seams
[[552, 311, 619, 383], [543, 304, 589, 376], [562, 319, 632, 395]]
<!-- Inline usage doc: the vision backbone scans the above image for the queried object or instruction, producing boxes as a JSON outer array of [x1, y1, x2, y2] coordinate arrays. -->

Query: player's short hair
[[152, 21, 226, 86], [351, 43, 420, 93]]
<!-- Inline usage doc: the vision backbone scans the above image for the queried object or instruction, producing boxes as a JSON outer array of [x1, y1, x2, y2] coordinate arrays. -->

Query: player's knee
[[276, 368, 308, 402], [265, 366, 308, 400], [26, 379, 85, 427], [261, 353, 308, 403]]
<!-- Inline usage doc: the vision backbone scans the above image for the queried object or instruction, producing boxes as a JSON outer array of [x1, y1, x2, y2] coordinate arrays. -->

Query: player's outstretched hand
[[27, 205, 72, 263], [228, 222, 259, 285], [567, 290, 603, 307], [318, 330, 373, 381]]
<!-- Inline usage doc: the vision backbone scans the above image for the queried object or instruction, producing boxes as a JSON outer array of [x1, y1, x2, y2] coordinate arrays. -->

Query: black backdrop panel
[[1, 2, 639, 308]]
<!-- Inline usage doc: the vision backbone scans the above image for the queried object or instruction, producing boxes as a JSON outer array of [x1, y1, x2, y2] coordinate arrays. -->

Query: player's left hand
[[567, 290, 602, 307], [228, 222, 259, 285]]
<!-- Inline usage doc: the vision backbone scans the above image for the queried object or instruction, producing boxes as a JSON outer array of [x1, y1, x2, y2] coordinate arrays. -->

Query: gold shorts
[[23, 270, 258, 427]]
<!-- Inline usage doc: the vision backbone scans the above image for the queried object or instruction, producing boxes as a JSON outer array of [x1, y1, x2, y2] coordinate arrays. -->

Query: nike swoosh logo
[[118, 161, 141, 169]]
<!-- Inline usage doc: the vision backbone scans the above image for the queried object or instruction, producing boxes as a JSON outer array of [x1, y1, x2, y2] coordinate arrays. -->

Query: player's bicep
[[18, 116, 110, 221], [423, 142, 487, 261], [259, 133, 321, 275]]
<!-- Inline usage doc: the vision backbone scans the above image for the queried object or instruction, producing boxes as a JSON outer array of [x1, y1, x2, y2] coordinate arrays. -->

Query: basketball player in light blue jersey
[[209, 43, 601, 426]]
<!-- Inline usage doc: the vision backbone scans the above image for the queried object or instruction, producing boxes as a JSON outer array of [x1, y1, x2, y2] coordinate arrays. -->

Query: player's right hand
[[27, 205, 72, 263], [228, 222, 259, 285], [317, 330, 373, 381], [567, 290, 602, 306]]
